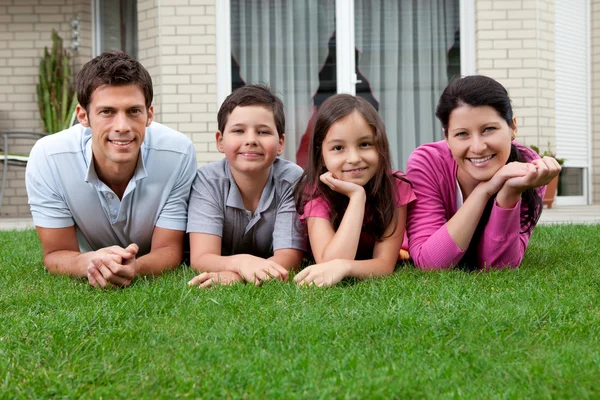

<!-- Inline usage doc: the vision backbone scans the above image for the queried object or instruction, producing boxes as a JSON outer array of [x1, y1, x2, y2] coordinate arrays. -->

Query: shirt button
[[106, 193, 114, 200]]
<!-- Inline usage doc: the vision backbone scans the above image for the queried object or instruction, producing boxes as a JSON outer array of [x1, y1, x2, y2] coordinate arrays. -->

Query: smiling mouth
[[239, 152, 263, 157], [468, 154, 495, 165], [109, 139, 133, 146], [343, 167, 367, 174]]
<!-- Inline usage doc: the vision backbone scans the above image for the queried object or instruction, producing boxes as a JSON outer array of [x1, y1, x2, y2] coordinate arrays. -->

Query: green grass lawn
[[1, 225, 599, 399]]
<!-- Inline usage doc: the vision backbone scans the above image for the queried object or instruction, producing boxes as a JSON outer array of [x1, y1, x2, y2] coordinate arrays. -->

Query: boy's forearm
[[135, 246, 182, 276], [269, 249, 304, 270], [191, 253, 240, 274]]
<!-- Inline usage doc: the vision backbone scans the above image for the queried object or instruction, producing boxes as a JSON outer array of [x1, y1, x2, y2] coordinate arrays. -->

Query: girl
[[293, 94, 416, 287], [406, 75, 561, 270]]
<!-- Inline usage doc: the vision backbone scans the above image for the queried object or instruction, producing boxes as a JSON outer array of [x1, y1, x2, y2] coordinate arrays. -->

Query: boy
[[187, 85, 306, 287], [26, 51, 197, 288]]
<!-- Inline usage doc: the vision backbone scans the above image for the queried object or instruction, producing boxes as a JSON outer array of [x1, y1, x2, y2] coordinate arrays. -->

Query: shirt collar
[[224, 160, 275, 215]]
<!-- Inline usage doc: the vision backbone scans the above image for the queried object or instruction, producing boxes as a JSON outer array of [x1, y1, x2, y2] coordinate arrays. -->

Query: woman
[[406, 75, 561, 270]]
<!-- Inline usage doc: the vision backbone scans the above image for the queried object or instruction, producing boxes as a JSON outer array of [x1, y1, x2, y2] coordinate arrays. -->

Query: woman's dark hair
[[294, 94, 409, 241], [435, 75, 542, 269]]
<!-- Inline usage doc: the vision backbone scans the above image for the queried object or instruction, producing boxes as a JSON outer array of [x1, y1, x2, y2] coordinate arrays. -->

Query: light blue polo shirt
[[26, 122, 197, 256], [187, 158, 307, 257]]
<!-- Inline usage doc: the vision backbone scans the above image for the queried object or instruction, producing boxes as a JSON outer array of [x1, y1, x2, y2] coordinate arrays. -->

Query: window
[[93, 0, 138, 58], [221, 0, 462, 168]]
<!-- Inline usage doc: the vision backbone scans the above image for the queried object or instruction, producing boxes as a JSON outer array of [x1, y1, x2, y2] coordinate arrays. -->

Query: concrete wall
[[137, 0, 220, 166], [0, 0, 90, 216], [592, 0, 600, 204], [475, 0, 555, 151]]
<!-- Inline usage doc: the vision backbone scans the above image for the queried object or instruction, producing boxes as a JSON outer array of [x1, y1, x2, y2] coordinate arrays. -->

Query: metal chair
[[0, 130, 47, 209]]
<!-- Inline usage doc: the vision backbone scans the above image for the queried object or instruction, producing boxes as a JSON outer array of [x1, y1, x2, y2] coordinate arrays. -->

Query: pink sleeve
[[300, 196, 331, 222], [406, 146, 466, 269], [476, 143, 546, 269], [394, 175, 417, 208]]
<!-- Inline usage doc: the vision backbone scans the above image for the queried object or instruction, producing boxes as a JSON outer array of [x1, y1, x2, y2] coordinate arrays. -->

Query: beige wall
[[0, 0, 90, 217], [137, 0, 220, 166], [475, 0, 556, 152], [593, 0, 600, 204]]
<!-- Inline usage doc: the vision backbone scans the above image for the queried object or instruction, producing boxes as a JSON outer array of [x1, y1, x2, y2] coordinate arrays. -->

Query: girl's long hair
[[294, 94, 409, 240], [435, 75, 542, 269]]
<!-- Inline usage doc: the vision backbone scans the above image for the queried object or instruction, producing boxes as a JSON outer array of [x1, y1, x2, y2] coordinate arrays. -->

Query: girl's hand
[[294, 259, 351, 287], [320, 172, 365, 199]]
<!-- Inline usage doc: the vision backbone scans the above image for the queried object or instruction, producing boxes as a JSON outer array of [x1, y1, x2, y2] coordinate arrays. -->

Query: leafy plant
[[36, 30, 78, 134], [530, 143, 565, 165]]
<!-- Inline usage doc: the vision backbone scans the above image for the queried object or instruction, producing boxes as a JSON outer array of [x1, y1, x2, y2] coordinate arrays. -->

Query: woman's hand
[[320, 172, 365, 199]]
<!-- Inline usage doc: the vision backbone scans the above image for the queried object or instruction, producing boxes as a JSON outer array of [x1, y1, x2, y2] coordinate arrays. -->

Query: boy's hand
[[294, 259, 351, 287], [188, 271, 243, 288], [87, 244, 139, 288], [320, 172, 365, 199], [234, 254, 289, 285]]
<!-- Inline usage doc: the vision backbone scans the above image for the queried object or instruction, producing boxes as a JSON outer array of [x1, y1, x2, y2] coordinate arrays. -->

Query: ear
[[511, 117, 518, 140], [146, 105, 154, 126], [216, 131, 225, 154], [277, 134, 285, 156], [76, 104, 89, 127]]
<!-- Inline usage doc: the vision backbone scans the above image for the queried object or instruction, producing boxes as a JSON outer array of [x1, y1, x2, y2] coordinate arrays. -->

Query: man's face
[[76, 84, 153, 174]]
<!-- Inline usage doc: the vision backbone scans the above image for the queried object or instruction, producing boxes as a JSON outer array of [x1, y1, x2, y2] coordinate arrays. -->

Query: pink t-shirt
[[300, 175, 416, 259]]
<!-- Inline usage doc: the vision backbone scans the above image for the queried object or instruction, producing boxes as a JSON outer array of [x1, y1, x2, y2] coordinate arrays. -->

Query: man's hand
[[187, 271, 243, 288], [320, 172, 366, 199], [233, 254, 289, 286], [87, 244, 139, 288], [294, 259, 351, 287]]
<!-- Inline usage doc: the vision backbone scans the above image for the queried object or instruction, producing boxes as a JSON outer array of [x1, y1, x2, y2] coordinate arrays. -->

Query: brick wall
[[0, 0, 90, 217], [137, 0, 220, 166], [475, 0, 555, 151], [593, 0, 600, 204]]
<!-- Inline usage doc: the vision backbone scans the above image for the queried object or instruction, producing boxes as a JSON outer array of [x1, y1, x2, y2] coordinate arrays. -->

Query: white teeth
[[111, 141, 131, 145], [469, 155, 493, 164]]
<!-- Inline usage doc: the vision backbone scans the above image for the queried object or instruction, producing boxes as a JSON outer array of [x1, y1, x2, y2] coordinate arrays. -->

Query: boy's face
[[216, 105, 284, 177], [76, 84, 153, 175]]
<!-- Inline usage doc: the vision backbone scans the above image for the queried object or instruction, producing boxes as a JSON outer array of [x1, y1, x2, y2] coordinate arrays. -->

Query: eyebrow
[[326, 135, 373, 144], [95, 105, 145, 110]]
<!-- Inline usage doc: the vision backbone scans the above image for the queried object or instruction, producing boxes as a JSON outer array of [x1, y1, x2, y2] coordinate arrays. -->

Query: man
[[26, 51, 197, 288]]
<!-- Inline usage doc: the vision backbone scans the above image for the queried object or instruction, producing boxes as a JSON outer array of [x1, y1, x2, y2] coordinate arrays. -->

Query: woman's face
[[445, 104, 516, 189]]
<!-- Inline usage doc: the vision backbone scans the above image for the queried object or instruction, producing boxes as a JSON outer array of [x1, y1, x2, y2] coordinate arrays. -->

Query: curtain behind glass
[[355, 0, 459, 169], [230, 0, 335, 161], [99, 0, 138, 58]]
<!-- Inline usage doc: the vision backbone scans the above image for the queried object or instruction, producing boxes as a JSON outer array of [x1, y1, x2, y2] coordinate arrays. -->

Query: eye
[[359, 141, 373, 148], [484, 126, 497, 133], [232, 129, 244, 134], [129, 108, 142, 115], [258, 130, 271, 135], [454, 131, 467, 137], [99, 109, 113, 115], [332, 145, 343, 152]]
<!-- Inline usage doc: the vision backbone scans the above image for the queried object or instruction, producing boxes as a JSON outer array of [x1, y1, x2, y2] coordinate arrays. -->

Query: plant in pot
[[530, 143, 565, 209], [36, 29, 78, 134]]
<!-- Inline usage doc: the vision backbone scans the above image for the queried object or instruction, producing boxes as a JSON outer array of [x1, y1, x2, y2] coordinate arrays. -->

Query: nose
[[114, 112, 131, 133], [244, 131, 258, 145], [346, 147, 361, 164], [469, 135, 487, 154]]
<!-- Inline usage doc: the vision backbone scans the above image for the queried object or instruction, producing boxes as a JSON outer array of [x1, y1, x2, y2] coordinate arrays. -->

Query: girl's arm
[[295, 207, 406, 287], [308, 173, 367, 263]]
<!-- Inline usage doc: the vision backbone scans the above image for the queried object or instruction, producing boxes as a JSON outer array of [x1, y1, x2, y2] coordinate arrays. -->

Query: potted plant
[[36, 29, 78, 134], [530, 143, 565, 209]]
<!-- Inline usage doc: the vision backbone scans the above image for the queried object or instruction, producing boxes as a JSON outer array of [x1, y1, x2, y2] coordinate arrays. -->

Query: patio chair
[[0, 130, 47, 209]]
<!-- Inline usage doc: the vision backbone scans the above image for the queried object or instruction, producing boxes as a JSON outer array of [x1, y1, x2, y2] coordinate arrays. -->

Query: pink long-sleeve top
[[406, 140, 545, 270]]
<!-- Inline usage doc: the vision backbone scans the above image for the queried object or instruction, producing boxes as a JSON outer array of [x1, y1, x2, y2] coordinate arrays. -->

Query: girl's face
[[320, 110, 380, 187], [445, 104, 516, 191]]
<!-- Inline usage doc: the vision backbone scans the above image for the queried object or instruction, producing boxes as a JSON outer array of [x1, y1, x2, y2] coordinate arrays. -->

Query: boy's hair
[[294, 94, 409, 241], [217, 84, 285, 137], [76, 51, 153, 111]]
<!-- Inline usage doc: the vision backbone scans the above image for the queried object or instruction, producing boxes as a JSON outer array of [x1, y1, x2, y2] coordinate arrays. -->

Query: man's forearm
[[135, 246, 183, 276], [43, 250, 97, 278]]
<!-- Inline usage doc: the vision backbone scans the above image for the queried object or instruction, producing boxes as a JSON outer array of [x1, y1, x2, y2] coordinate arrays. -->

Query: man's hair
[[217, 84, 285, 137], [76, 51, 153, 110]]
